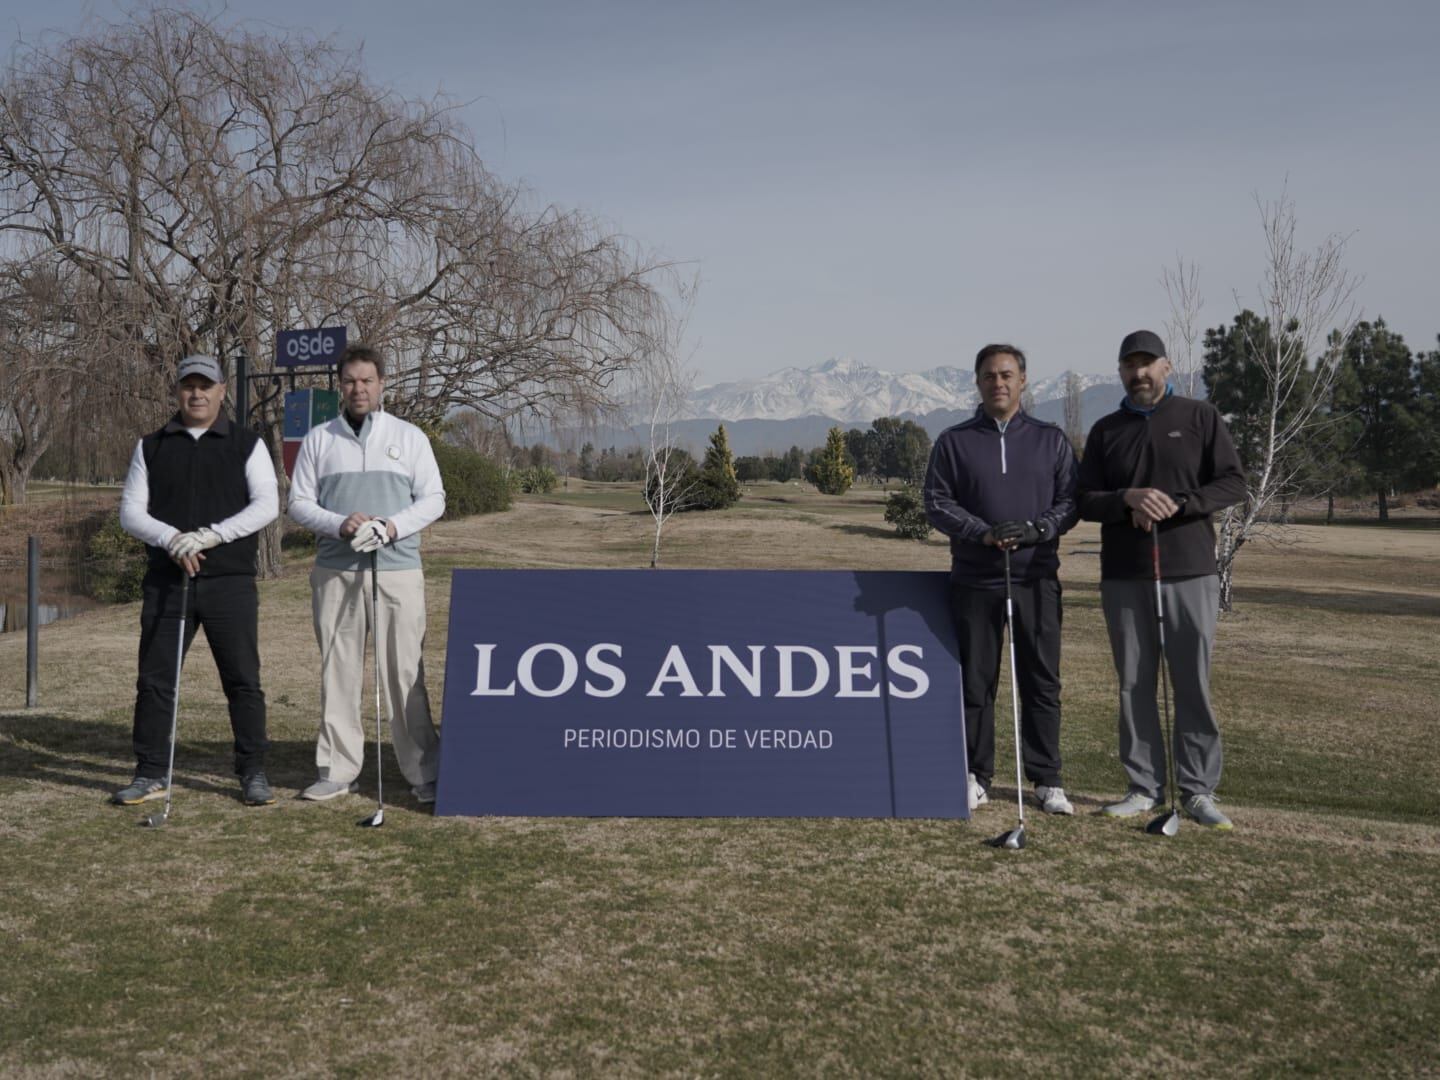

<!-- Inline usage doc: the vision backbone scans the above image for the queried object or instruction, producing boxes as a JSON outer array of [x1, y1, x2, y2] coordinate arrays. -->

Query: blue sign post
[[435, 570, 968, 818]]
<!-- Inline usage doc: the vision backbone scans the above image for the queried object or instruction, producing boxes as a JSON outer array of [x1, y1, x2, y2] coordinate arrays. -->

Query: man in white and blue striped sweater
[[290, 344, 446, 805]]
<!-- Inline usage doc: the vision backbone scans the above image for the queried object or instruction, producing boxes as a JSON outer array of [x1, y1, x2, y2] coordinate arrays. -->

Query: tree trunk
[[1325, 492, 1335, 525], [1378, 488, 1389, 522], [1217, 560, 1234, 614], [1, 427, 51, 506], [0, 463, 21, 506], [256, 421, 287, 580]]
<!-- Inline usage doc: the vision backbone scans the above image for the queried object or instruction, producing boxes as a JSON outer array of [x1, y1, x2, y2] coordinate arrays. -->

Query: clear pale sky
[[6, 1, 1437, 383]]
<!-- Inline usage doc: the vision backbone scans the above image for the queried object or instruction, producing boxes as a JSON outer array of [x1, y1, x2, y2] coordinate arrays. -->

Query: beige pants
[[310, 566, 439, 787]]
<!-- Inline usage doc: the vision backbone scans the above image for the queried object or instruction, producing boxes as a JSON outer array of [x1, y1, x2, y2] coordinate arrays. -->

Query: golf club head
[[357, 808, 385, 828], [140, 811, 167, 828], [1145, 810, 1181, 837], [986, 827, 1026, 850]]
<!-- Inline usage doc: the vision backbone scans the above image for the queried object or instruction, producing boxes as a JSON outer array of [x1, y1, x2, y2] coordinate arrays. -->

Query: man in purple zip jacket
[[1079, 330, 1245, 829], [924, 344, 1079, 815]]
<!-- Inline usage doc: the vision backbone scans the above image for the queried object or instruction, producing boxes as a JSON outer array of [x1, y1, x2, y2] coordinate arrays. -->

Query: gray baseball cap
[[176, 355, 225, 384]]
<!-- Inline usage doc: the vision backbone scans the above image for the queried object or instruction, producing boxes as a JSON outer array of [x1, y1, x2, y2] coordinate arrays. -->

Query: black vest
[[140, 413, 262, 577]]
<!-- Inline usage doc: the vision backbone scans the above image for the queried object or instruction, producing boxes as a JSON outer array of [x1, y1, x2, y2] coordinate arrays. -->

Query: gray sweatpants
[[310, 566, 440, 787], [1100, 575, 1222, 799]]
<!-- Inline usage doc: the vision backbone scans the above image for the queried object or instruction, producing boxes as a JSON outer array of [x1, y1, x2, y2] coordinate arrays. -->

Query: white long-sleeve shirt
[[119, 429, 279, 549]]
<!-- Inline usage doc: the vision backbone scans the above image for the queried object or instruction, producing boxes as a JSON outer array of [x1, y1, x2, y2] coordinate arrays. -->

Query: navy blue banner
[[435, 570, 967, 818]]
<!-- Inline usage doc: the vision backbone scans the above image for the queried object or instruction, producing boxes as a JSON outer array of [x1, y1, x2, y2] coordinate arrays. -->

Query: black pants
[[949, 577, 1063, 789], [132, 569, 268, 778]]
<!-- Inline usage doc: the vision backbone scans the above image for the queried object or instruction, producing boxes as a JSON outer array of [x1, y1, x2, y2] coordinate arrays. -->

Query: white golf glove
[[350, 519, 391, 553], [168, 527, 222, 559]]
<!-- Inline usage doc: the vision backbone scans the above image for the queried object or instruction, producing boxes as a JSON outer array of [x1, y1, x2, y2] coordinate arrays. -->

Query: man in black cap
[[1078, 331, 1245, 828], [113, 355, 279, 807]]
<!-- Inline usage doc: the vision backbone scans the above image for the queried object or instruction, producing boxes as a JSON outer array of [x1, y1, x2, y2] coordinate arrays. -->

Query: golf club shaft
[[1152, 534, 1176, 814], [162, 573, 189, 820], [371, 549, 383, 812], [1003, 549, 1024, 826]]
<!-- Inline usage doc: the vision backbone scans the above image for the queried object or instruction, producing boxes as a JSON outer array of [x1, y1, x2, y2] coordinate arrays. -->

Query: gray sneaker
[[412, 781, 437, 805], [240, 770, 276, 806], [299, 778, 360, 802], [112, 775, 167, 805], [1101, 789, 1159, 817], [1182, 793, 1234, 830], [1036, 785, 1075, 815]]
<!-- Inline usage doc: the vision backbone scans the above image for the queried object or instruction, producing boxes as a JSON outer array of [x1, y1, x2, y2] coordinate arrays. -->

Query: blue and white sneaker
[[112, 776, 167, 805]]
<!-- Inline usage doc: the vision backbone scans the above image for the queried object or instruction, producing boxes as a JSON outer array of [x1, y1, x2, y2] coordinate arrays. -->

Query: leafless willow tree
[[0, 266, 67, 504], [1210, 191, 1362, 610], [0, 8, 673, 570], [1161, 255, 1204, 398]]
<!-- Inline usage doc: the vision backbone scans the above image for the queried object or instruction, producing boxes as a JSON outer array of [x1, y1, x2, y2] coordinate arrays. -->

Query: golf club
[[986, 547, 1026, 850], [142, 572, 190, 828], [358, 548, 385, 828], [1145, 530, 1181, 837]]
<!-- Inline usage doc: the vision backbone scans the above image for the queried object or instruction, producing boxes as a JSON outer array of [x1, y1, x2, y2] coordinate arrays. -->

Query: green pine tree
[[694, 424, 742, 510], [1338, 319, 1425, 521], [810, 426, 855, 495]]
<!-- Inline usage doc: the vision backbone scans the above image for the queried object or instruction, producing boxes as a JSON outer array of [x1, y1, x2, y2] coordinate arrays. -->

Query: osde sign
[[276, 326, 347, 368]]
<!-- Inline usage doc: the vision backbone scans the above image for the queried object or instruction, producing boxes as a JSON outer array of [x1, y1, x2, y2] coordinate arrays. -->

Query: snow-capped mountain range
[[687, 357, 1110, 423]]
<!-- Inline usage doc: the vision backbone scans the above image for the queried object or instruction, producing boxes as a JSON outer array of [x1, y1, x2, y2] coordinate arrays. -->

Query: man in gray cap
[[113, 355, 279, 807], [1077, 331, 1245, 829]]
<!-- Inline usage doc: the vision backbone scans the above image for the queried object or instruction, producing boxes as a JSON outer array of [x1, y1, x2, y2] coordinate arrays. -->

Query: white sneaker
[[1101, 789, 1158, 818], [967, 772, 989, 810], [1035, 785, 1074, 815], [1182, 793, 1234, 830]]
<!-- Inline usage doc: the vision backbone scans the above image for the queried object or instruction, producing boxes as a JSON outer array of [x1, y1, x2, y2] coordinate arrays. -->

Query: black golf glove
[[992, 520, 1045, 548]]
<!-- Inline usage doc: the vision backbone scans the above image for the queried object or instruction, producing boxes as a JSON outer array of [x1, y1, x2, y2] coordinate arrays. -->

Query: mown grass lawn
[[2, 490, 1437, 1076]]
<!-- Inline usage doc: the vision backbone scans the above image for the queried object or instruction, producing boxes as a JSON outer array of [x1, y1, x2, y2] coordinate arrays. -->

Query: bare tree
[[1211, 191, 1361, 610], [0, 8, 673, 569], [0, 261, 116, 503], [1161, 255, 1204, 398], [0, 267, 62, 504], [639, 280, 699, 568], [1062, 371, 1084, 457], [446, 409, 515, 464]]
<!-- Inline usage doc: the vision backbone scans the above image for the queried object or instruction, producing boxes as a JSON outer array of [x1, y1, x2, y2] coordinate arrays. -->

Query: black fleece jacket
[[923, 409, 1078, 588], [1077, 394, 1245, 580]]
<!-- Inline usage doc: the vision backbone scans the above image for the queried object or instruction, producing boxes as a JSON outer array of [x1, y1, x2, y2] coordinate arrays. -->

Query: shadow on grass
[[0, 711, 403, 801], [1230, 584, 1440, 619], [831, 522, 908, 541], [1289, 515, 1440, 530]]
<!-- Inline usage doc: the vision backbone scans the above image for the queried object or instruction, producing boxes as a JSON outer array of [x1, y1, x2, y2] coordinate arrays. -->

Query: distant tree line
[[542, 415, 936, 496]]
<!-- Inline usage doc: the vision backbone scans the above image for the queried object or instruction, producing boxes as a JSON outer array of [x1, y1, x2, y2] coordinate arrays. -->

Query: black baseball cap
[[1118, 330, 1166, 362]]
